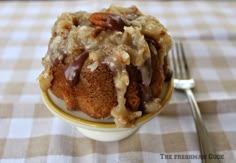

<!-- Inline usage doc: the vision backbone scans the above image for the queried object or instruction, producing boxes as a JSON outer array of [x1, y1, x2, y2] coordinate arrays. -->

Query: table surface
[[1, 0, 236, 163]]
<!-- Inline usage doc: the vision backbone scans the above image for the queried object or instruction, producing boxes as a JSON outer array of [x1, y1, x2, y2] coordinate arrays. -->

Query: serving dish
[[41, 79, 173, 141]]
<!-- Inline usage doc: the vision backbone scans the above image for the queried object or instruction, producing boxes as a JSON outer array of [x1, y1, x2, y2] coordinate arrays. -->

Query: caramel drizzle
[[64, 51, 89, 86], [139, 58, 153, 102]]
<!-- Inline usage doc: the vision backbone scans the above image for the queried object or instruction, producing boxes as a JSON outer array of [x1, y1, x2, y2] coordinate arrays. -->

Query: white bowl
[[40, 79, 173, 142]]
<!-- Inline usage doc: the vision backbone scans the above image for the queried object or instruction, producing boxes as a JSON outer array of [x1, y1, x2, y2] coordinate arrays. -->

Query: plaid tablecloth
[[1, 0, 236, 163]]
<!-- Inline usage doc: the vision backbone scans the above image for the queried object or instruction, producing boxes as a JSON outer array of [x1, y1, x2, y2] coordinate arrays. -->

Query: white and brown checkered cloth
[[1, 0, 236, 162]]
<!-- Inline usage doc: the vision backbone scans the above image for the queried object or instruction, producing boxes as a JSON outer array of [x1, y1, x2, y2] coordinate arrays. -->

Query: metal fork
[[170, 41, 220, 163]]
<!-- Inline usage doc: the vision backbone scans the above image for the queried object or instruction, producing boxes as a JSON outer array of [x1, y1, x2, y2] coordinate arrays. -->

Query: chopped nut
[[120, 51, 130, 64], [89, 12, 128, 31]]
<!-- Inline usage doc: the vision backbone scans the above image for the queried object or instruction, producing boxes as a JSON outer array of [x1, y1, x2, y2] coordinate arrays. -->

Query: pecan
[[91, 27, 103, 38], [89, 12, 128, 31]]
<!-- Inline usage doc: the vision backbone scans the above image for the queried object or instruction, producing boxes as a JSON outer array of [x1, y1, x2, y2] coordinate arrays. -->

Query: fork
[[170, 41, 220, 163]]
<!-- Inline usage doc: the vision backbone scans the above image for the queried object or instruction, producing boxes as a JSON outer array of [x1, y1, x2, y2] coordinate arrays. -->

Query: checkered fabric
[[1, 0, 236, 163]]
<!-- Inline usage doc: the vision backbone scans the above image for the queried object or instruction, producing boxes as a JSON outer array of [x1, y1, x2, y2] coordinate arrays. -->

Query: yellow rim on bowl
[[41, 79, 173, 128]]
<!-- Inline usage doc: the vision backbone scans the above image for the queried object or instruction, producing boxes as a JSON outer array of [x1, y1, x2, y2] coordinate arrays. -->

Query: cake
[[38, 5, 172, 127]]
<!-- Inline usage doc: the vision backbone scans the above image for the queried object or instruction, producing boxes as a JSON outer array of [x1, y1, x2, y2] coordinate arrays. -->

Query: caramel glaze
[[60, 36, 167, 113], [89, 12, 166, 105], [64, 51, 89, 86], [89, 13, 166, 105], [140, 36, 162, 103]]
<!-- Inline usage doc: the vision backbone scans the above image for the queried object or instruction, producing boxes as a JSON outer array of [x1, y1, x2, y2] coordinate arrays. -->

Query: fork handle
[[185, 89, 220, 163]]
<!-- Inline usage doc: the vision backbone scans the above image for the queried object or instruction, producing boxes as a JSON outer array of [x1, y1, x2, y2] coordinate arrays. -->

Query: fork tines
[[170, 41, 191, 80]]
